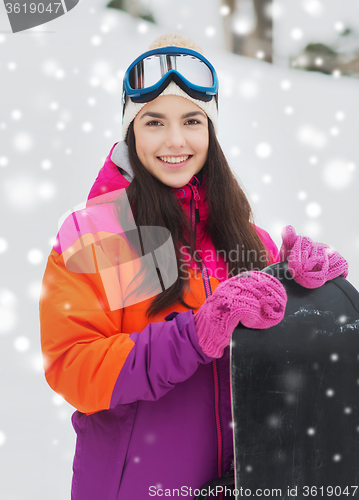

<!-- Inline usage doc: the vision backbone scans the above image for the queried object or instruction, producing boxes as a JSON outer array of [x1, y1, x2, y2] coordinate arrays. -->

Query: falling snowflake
[[267, 414, 281, 428], [220, 5, 230, 16], [302, 0, 324, 17], [41, 159, 52, 170], [31, 353, 45, 372], [104, 78, 119, 94], [12, 132, 33, 152], [0, 156, 9, 167], [323, 159, 354, 189], [230, 146, 240, 157], [280, 79, 292, 90], [53, 394, 65, 406], [205, 26, 216, 37], [11, 110, 22, 120], [256, 143, 272, 158], [28, 282, 42, 301], [305, 202, 322, 218], [100, 24, 110, 34], [303, 221, 321, 238], [137, 23, 148, 34], [284, 106, 294, 115], [264, 2, 283, 20], [309, 156, 318, 164], [42, 59, 61, 77], [238, 80, 258, 99], [262, 174, 272, 184], [326, 388, 335, 397], [89, 77, 100, 87], [330, 353, 339, 362], [329, 127, 340, 136], [335, 111, 345, 121], [307, 427, 316, 435], [82, 122, 93, 133], [144, 433, 156, 444], [298, 191, 307, 200], [0, 238, 8, 253], [334, 22, 345, 32], [297, 126, 327, 149], [91, 36, 102, 46], [291, 28, 303, 41], [0, 431, 6, 446], [55, 69, 65, 79], [38, 182, 56, 200], [14, 336, 30, 352], [27, 249, 44, 265], [0, 289, 17, 335]]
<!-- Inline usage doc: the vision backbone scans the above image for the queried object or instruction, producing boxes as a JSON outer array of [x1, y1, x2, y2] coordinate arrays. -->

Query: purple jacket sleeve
[[109, 310, 214, 407]]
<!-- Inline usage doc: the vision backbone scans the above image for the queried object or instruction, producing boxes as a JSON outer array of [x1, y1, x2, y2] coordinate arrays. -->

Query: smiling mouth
[[158, 155, 192, 164]]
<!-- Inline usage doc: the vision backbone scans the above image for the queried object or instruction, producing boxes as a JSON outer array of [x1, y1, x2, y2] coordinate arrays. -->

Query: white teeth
[[159, 155, 190, 164]]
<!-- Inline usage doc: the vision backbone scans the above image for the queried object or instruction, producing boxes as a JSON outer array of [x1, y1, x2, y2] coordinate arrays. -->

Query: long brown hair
[[117, 118, 267, 318]]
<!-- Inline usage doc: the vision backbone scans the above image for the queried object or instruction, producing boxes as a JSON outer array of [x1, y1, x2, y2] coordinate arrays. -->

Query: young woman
[[40, 35, 348, 500]]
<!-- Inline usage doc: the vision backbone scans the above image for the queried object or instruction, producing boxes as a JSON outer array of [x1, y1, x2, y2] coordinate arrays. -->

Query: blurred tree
[[106, 0, 156, 23], [290, 27, 359, 78], [221, 0, 273, 62]]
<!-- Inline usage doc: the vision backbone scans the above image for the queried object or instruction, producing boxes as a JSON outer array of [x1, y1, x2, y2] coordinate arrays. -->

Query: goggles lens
[[129, 54, 214, 91]]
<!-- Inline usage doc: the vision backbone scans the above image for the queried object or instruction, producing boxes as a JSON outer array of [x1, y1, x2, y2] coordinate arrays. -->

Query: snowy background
[[0, 0, 359, 498]]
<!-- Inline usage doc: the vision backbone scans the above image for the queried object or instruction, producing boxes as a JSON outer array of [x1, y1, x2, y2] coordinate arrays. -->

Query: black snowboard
[[230, 262, 359, 499]]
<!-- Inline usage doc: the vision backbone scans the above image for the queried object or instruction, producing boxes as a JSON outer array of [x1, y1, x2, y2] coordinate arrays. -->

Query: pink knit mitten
[[279, 225, 348, 289], [194, 271, 287, 358]]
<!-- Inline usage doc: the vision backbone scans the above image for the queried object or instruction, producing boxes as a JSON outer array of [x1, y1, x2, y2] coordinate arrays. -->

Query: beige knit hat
[[122, 34, 218, 140]]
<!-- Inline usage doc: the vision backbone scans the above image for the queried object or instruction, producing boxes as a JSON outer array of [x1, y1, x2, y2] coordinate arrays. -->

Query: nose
[[164, 124, 186, 150]]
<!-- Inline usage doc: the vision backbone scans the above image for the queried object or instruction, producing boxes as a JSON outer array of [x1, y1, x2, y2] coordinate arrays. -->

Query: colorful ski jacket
[[40, 142, 278, 500]]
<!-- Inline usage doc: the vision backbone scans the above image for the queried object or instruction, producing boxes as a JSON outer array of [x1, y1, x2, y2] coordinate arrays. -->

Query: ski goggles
[[122, 46, 219, 105]]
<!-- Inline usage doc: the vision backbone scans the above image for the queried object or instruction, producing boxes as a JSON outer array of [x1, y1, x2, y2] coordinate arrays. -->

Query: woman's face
[[133, 95, 209, 188]]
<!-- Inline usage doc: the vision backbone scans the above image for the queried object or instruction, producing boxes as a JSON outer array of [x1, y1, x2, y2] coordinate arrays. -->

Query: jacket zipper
[[188, 177, 223, 481]]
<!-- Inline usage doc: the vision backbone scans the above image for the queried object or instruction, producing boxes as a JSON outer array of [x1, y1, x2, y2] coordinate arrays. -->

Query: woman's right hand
[[194, 271, 287, 358]]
